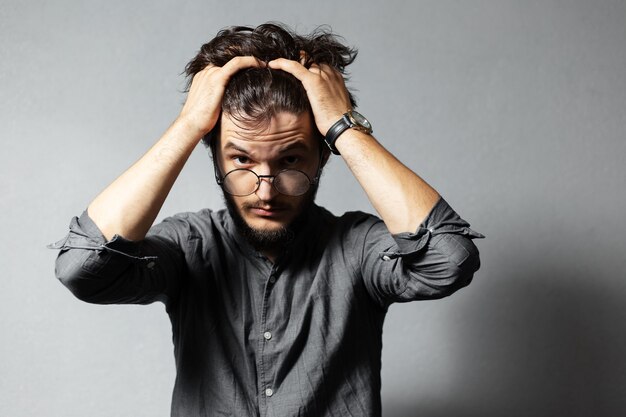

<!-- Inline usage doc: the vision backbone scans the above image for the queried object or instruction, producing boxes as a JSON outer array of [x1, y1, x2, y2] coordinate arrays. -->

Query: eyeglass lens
[[222, 169, 311, 196]]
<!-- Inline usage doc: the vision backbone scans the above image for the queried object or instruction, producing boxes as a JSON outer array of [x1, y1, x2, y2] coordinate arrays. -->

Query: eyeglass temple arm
[[312, 141, 325, 184]]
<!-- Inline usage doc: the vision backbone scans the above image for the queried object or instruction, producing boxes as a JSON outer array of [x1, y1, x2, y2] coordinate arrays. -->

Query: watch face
[[349, 110, 372, 131]]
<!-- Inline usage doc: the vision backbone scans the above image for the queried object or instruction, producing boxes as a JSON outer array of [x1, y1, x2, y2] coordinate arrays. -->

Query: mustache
[[242, 201, 289, 210]]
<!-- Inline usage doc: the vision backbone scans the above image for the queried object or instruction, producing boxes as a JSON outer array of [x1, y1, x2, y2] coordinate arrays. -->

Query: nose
[[255, 175, 278, 201]]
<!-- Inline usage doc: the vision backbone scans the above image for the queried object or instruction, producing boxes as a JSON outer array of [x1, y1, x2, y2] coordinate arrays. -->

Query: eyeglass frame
[[210, 137, 326, 197]]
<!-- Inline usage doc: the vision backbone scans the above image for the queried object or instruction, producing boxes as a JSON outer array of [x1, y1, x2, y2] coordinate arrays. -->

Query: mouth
[[248, 206, 288, 218]]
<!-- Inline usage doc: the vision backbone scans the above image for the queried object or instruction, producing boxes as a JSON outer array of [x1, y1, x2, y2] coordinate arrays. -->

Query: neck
[[261, 247, 281, 264]]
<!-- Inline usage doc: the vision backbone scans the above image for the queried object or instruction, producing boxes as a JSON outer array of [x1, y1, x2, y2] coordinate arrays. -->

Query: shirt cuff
[[384, 197, 484, 259], [47, 210, 157, 263]]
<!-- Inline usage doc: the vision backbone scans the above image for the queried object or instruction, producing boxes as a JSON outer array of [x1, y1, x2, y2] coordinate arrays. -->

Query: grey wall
[[2, 0, 625, 416]]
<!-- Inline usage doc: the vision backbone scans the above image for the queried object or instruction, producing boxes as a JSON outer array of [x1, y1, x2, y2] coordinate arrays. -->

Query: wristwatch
[[324, 110, 373, 155]]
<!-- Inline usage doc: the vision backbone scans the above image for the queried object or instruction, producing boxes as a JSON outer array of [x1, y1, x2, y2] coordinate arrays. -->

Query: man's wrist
[[334, 128, 375, 154], [323, 110, 373, 155], [173, 115, 209, 144]]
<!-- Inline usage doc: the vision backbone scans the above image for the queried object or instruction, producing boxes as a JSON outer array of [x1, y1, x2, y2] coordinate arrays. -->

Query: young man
[[50, 23, 483, 417]]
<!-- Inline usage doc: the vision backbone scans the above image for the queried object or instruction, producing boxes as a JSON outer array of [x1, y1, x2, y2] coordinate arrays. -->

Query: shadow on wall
[[385, 255, 626, 417]]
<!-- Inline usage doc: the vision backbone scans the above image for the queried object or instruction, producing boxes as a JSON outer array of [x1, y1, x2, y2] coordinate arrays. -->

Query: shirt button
[[263, 331, 272, 340], [269, 276, 276, 284], [265, 388, 274, 397], [146, 261, 156, 269], [381, 255, 391, 261]]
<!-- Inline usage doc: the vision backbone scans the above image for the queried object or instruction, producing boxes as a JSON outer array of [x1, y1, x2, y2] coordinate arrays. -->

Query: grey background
[[1, 0, 625, 416]]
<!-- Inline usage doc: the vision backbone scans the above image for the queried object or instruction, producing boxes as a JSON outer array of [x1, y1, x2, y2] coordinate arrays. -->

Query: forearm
[[88, 117, 203, 241], [336, 130, 440, 234], [86, 57, 265, 241]]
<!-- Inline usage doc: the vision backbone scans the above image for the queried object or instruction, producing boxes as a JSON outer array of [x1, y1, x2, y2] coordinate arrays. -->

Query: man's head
[[183, 23, 357, 251]]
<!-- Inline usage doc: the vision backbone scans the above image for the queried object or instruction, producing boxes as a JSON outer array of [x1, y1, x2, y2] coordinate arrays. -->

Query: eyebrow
[[223, 142, 250, 154], [277, 141, 309, 154], [222, 140, 310, 155]]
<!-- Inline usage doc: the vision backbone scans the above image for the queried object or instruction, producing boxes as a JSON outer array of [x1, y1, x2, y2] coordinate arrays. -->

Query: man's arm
[[88, 57, 263, 241], [268, 59, 483, 306], [268, 58, 439, 234], [50, 57, 263, 304]]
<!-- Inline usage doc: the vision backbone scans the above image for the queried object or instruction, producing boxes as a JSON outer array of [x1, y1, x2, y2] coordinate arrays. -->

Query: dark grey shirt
[[49, 197, 483, 417]]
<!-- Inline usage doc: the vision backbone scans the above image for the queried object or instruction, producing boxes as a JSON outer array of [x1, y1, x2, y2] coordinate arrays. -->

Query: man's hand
[[267, 58, 352, 135], [179, 56, 264, 136]]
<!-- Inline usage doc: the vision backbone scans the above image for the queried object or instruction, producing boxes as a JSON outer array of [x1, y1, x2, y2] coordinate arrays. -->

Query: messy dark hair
[[183, 22, 358, 149]]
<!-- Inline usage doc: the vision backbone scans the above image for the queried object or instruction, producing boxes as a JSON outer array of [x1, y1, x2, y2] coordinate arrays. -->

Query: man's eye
[[283, 156, 300, 165], [233, 156, 251, 165]]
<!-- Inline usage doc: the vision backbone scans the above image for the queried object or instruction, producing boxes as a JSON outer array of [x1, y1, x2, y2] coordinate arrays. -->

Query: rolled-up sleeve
[[48, 210, 188, 306], [357, 197, 484, 308]]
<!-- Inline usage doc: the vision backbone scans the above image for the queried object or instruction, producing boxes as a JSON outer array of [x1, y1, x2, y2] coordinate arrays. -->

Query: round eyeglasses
[[217, 168, 317, 197]]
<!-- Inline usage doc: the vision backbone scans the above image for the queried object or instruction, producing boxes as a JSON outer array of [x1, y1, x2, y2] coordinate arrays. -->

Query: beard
[[222, 181, 320, 252]]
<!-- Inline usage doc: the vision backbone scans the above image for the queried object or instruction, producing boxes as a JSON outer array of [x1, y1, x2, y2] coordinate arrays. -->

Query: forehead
[[219, 111, 317, 155]]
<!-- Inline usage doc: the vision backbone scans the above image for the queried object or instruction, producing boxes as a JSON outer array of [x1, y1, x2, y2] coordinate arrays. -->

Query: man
[[50, 23, 483, 417]]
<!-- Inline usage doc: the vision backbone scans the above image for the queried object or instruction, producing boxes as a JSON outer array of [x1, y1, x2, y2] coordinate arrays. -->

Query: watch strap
[[324, 114, 351, 155]]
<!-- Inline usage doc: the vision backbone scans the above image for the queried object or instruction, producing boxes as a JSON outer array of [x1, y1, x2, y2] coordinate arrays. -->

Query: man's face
[[216, 111, 324, 248]]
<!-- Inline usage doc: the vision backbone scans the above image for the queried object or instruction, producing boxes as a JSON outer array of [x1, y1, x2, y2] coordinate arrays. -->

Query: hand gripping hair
[[183, 22, 358, 148]]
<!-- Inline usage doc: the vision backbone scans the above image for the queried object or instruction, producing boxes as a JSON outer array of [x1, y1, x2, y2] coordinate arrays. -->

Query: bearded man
[[50, 22, 484, 417]]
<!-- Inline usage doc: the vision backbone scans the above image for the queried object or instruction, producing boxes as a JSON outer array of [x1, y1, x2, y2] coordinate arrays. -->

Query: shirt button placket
[[260, 269, 278, 407], [262, 330, 273, 402]]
